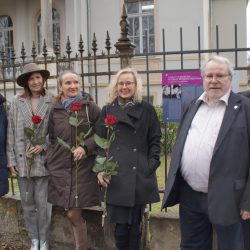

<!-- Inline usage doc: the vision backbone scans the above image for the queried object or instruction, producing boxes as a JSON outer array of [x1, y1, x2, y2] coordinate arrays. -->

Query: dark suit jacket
[[162, 91, 250, 226], [240, 90, 250, 98]]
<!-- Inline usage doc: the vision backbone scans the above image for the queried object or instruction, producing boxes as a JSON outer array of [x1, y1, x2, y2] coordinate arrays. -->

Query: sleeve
[[147, 104, 162, 174], [6, 99, 17, 167]]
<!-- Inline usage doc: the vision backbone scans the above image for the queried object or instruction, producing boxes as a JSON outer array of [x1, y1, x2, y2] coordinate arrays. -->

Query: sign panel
[[162, 71, 203, 86], [162, 70, 203, 122]]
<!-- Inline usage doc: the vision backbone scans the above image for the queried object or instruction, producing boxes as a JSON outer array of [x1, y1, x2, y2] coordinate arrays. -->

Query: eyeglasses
[[204, 74, 230, 81], [117, 81, 135, 87]]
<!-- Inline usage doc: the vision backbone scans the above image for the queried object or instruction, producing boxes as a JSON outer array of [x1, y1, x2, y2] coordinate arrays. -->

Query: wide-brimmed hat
[[16, 63, 50, 87]]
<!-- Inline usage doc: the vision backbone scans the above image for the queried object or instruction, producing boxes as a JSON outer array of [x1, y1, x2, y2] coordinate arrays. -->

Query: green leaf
[[69, 116, 78, 127], [106, 161, 118, 171], [35, 137, 46, 145], [109, 170, 118, 176], [94, 134, 110, 149], [84, 127, 93, 138], [76, 135, 84, 145], [92, 164, 105, 173], [24, 127, 34, 139], [77, 119, 84, 127], [95, 155, 106, 165], [57, 137, 71, 150], [109, 131, 116, 143]]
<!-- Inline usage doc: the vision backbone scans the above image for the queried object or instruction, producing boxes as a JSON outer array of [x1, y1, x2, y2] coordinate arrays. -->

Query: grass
[[149, 155, 179, 214]]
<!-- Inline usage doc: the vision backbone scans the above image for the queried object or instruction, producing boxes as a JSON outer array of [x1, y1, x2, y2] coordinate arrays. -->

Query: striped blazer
[[7, 90, 53, 177]]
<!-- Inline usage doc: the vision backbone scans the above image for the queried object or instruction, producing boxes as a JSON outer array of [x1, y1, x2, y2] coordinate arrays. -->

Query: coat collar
[[18, 91, 52, 129], [109, 100, 144, 128], [213, 91, 242, 155]]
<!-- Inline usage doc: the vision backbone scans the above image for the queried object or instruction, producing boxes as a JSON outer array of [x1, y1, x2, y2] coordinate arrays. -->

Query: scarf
[[118, 97, 136, 109], [62, 93, 82, 110]]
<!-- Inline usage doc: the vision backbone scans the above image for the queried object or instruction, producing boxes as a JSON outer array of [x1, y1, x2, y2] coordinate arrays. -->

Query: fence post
[[115, 4, 135, 69]]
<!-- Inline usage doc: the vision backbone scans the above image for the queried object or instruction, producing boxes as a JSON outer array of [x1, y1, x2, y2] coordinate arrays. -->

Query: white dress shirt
[[180, 90, 230, 193]]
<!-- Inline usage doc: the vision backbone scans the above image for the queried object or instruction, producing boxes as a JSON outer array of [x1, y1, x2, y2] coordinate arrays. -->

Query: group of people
[[0, 64, 161, 250], [0, 54, 250, 250]]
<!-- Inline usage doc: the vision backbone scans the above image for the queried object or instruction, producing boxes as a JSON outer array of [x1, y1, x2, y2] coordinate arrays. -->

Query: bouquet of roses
[[24, 114, 46, 200], [93, 114, 119, 226], [57, 101, 92, 207]]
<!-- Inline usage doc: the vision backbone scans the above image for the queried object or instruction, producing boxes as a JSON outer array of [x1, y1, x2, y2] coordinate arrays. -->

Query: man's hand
[[240, 209, 250, 220]]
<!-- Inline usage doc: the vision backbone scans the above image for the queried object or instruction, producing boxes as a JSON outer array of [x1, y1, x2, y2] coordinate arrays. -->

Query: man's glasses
[[117, 81, 135, 87], [204, 74, 230, 81]]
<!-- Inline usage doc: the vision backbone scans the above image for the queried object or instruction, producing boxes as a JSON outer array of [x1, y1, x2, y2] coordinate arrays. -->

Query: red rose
[[32, 115, 42, 124], [104, 114, 118, 126], [70, 102, 82, 111]]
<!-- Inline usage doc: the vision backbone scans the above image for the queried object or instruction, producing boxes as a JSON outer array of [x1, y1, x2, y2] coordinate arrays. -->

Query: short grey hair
[[54, 70, 81, 102], [107, 68, 143, 104], [201, 55, 234, 77]]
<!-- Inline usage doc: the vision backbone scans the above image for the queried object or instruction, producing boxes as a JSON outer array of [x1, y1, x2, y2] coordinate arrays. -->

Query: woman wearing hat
[[7, 63, 53, 250]]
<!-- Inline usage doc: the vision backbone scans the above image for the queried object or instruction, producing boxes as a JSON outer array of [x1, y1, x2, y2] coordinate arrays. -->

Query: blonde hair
[[107, 68, 143, 104], [53, 70, 80, 102]]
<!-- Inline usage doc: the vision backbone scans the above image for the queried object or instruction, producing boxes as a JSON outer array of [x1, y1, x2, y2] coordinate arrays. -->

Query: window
[[126, 1, 155, 53], [0, 16, 13, 59], [36, 9, 60, 53]]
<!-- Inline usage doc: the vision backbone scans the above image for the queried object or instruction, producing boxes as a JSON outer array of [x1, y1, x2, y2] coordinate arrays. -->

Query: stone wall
[[0, 194, 199, 250], [0, 194, 116, 250]]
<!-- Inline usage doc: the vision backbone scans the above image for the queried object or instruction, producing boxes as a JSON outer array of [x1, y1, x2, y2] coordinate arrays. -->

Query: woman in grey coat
[[96, 68, 161, 250], [7, 63, 53, 250]]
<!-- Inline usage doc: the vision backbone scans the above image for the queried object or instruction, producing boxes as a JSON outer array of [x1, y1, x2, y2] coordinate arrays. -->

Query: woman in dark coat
[[45, 70, 100, 250], [0, 93, 8, 197], [97, 68, 161, 250]]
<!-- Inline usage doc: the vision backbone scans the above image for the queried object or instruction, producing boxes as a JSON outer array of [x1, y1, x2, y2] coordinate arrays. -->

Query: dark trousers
[[114, 205, 144, 250], [243, 220, 250, 250], [179, 179, 244, 250]]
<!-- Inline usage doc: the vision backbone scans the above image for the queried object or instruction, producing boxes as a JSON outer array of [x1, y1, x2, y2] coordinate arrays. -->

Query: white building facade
[[0, 0, 249, 106]]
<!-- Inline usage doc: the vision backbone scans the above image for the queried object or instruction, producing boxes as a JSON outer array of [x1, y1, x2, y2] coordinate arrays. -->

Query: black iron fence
[[1, 6, 250, 209]]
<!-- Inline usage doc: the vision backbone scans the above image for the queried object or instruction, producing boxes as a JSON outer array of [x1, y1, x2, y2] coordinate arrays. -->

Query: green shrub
[[154, 105, 179, 154]]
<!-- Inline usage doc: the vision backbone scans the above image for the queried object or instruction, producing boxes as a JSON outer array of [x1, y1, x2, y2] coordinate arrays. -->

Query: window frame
[[36, 8, 60, 53], [0, 15, 13, 59], [126, 0, 155, 54]]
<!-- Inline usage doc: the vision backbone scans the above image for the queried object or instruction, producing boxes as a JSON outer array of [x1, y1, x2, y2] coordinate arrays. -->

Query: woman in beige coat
[[7, 63, 53, 250], [45, 70, 100, 250]]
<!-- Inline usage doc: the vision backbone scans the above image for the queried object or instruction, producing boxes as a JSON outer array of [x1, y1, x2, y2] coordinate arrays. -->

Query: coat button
[[20, 139, 23, 142], [134, 130, 136, 134], [133, 148, 137, 152], [132, 166, 136, 170], [19, 154, 22, 157]]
